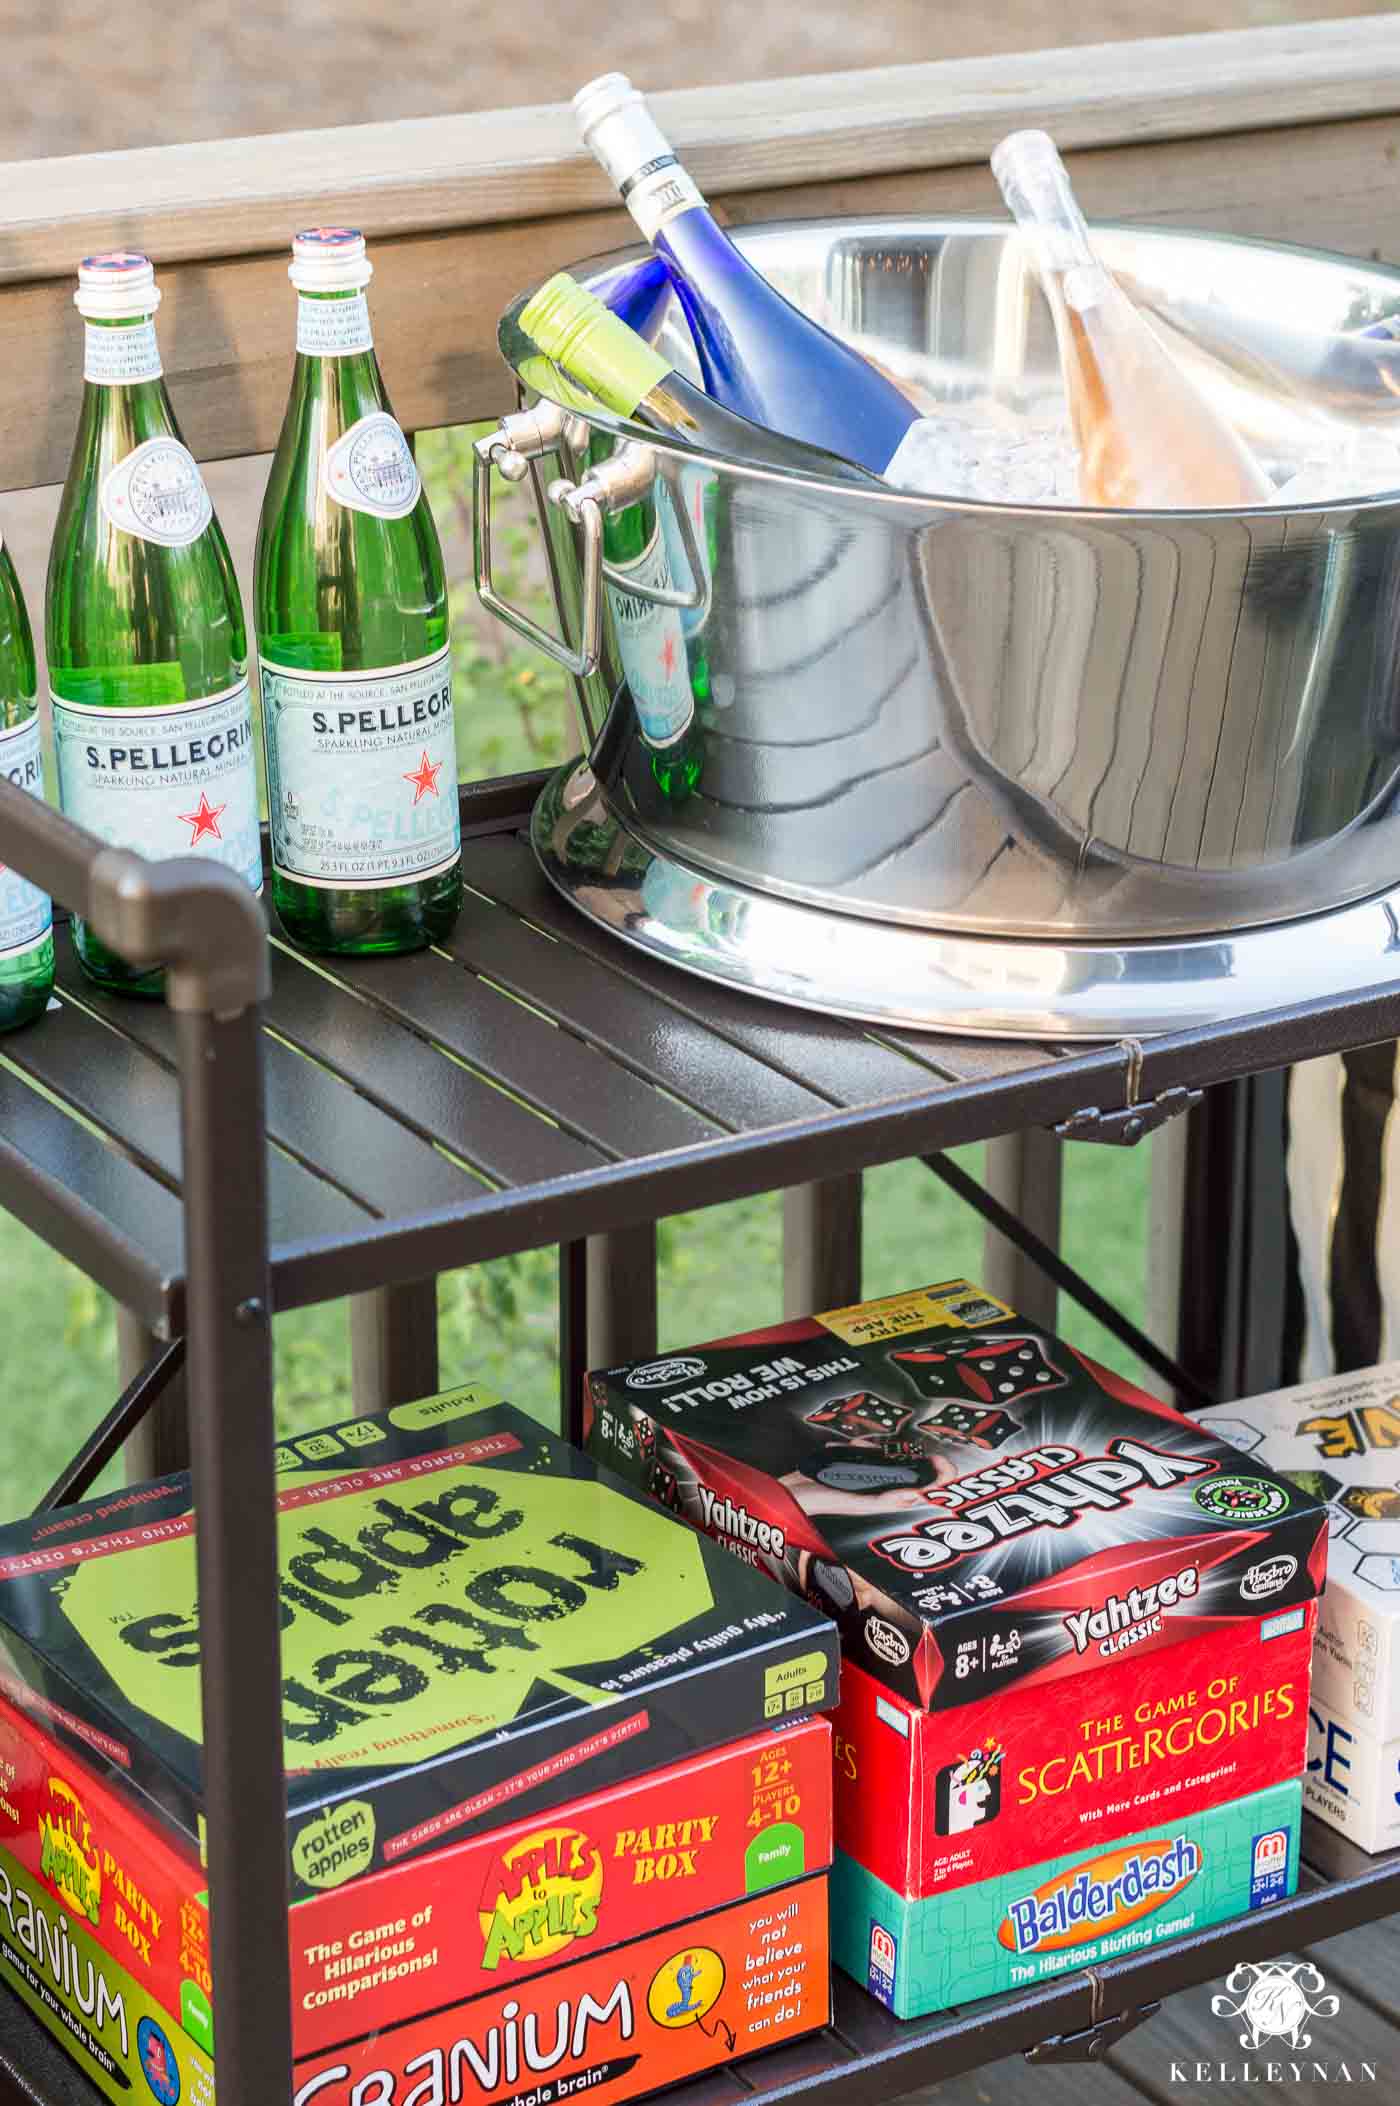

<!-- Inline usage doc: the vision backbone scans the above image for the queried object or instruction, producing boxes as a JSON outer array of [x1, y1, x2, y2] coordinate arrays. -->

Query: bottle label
[[100, 438, 213, 547], [84, 320, 162, 386], [660, 466, 715, 641], [51, 683, 263, 892], [620, 154, 706, 242], [605, 525, 694, 749], [260, 649, 460, 889], [297, 294, 374, 358], [0, 717, 53, 960], [323, 413, 421, 519]]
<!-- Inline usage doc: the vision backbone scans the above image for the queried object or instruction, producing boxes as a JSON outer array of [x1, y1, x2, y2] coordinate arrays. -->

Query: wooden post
[[586, 1225, 659, 1371], [118, 1308, 188, 1479], [981, 1132, 1062, 1328], [350, 1280, 439, 1411], [783, 1178, 863, 1316]]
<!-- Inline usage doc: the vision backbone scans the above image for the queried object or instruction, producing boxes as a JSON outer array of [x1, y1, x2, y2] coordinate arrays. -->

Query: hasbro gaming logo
[[625, 1357, 708, 1391]]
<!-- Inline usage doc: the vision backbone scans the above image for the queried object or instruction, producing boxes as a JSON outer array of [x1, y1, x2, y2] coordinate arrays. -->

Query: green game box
[[0, 1387, 838, 1900], [832, 1776, 1302, 2017]]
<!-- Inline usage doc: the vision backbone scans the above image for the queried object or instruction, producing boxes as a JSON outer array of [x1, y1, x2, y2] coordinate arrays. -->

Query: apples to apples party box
[[0, 1387, 838, 1900]]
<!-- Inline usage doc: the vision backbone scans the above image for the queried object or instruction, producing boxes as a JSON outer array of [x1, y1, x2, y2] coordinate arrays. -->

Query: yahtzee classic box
[[0, 1389, 837, 1897], [0, 1684, 831, 2102], [833, 1778, 1301, 2018], [833, 1600, 1317, 1899], [585, 1283, 1327, 1711], [1197, 1362, 1400, 1851]]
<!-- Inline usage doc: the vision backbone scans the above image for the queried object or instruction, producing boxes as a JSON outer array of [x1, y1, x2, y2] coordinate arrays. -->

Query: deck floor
[[920, 1912, 1400, 2103]]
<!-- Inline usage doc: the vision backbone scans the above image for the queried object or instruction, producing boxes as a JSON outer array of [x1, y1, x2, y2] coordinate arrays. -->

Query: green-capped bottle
[[46, 252, 263, 996], [589, 432, 703, 803], [0, 537, 53, 1031], [254, 228, 461, 954]]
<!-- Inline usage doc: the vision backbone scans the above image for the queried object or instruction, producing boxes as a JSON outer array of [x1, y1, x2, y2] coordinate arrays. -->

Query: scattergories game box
[[0, 1387, 837, 1899], [584, 1282, 1328, 1715], [1197, 1360, 1400, 1852], [0, 1680, 832, 2106]]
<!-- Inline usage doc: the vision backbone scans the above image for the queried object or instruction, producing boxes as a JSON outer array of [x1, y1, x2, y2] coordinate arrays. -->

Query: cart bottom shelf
[[0, 1818, 1395, 2106]]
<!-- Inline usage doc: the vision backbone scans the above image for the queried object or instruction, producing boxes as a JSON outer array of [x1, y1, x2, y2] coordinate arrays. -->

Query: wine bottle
[[0, 536, 53, 1033], [573, 73, 919, 476], [603, 255, 674, 344], [512, 272, 877, 485], [254, 228, 461, 954], [991, 131, 1274, 509], [46, 252, 263, 996], [1110, 275, 1400, 426]]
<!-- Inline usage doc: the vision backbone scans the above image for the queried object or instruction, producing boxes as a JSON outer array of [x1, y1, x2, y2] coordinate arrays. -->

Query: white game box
[[1197, 1363, 1400, 1854]]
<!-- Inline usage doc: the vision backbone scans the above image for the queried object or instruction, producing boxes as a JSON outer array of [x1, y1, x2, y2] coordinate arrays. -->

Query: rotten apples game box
[[0, 1683, 831, 2106], [0, 1388, 837, 1898], [585, 1281, 1328, 1712]]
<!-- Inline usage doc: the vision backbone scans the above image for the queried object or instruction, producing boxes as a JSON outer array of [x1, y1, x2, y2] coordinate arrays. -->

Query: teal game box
[[833, 1776, 1302, 2018], [0, 1387, 838, 1899]]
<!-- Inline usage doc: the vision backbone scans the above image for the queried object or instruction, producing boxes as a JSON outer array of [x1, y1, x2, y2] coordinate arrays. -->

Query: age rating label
[[261, 648, 460, 888]]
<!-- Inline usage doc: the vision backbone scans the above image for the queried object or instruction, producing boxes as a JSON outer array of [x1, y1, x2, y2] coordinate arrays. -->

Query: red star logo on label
[[660, 633, 678, 678], [179, 791, 226, 845], [404, 751, 443, 804]]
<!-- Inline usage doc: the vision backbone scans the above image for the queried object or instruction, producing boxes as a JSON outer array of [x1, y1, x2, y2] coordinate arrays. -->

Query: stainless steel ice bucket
[[476, 218, 1400, 1032]]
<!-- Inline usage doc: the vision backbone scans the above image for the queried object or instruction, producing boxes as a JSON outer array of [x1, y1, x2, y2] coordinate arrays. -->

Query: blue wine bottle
[[574, 73, 919, 477]]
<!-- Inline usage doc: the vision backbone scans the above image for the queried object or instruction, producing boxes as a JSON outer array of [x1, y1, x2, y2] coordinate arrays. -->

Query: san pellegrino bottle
[[991, 132, 1274, 509], [47, 252, 263, 995], [513, 273, 876, 484], [0, 539, 53, 1032], [573, 73, 920, 476], [255, 229, 461, 953]]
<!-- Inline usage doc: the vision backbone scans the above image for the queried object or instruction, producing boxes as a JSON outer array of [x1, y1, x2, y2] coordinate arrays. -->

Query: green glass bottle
[[46, 252, 263, 997], [0, 536, 54, 1032], [589, 432, 703, 803], [254, 228, 461, 954]]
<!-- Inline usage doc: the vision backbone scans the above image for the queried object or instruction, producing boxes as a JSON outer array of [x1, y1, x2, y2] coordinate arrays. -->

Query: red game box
[[832, 1599, 1317, 1899], [0, 1681, 830, 2103], [293, 1877, 830, 2106]]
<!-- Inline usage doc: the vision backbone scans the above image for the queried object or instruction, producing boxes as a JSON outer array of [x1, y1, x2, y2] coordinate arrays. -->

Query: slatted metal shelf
[[1, 1818, 1397, 2106], [3, 776, 1399, 1340]]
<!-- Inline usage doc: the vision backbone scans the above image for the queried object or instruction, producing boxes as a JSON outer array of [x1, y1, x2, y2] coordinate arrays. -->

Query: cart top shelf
[[0, 778, 1395, 1335]]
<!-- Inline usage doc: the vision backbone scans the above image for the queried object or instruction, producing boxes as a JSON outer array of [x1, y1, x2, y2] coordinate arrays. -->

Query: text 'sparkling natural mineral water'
[[254, 228, 461, 954], [0, 536, 52, 1032], [46, 252, 263, 996]]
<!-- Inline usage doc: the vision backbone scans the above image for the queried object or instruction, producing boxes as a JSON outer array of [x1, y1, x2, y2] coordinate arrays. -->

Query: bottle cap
[[290, 228, 373, 292], [517, 272, 670, 417], [991, 130, 1093, 275], [74, 252, 161, 319], [573, 72, 676, 193]]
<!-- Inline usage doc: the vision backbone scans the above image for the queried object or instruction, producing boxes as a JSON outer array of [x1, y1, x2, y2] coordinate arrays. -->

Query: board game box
[[1195, 1361, 1400, 1853], [0, 1682, 831, 2098], [585, 1283, 1328, 1710], [832, 1777, 1301, 2018], [833, 1599, 1316, 1898], [0, 1388, 837, 1897]]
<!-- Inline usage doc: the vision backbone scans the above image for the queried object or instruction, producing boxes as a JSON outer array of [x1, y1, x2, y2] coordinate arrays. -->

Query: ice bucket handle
[[473, 428, 605, 681]]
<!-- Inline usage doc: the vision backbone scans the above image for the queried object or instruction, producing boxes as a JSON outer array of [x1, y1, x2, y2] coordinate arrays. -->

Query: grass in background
[[0, 426, 1155, 1522]]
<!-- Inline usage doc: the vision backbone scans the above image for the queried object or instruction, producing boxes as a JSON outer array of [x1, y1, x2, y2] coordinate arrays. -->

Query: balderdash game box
[[585, 1282, 1327, 1711], [0, 1387, 837, 1896], [1198, 1361, 1400, 1852]]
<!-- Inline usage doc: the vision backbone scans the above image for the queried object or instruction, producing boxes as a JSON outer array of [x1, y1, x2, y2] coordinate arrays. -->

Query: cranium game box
[[585, 1282, 1327, 1712], [0, 1387, 837, 1898]]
